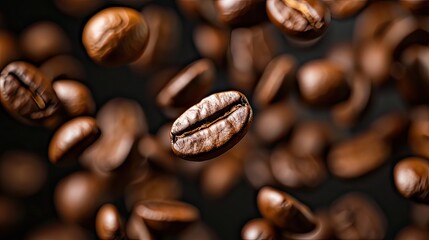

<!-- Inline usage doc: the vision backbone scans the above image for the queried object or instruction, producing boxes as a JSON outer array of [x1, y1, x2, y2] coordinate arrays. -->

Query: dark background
[[0, 0, 412, 239]]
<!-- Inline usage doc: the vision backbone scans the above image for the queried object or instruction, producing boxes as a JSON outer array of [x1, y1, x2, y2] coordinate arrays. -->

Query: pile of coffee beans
[[1, 0, 429, 239]]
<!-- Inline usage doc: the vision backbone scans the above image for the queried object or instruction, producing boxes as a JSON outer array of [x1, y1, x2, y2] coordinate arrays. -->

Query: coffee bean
[[26, 223, 91, 240], [409, 119, 429, 159], [244, 149, 276, 189], [394, 157, 429, 204], [82, 7, 149, 66], [96, 204, 125, 240], [370, 112, 409, 144], [282, 211, 335, 240], [193, 24, 229, 65], [126, 211, 155, 240], [53, 0, 102, 18], [53, 80, 95, 118], [322, 0, 367, 19], [0, 31, 19, 70], [171, 91, 252, 161], [134, 199, 199, 233], [138, 135, 176, 172], [395, 225, 429, 240], [357, 39, 392, 86], [0, 61, 62, 127], [241, 218, 276, 240], [215, 0, 267, 28], [289, 121, 332, 158], [178, 222, 219, 240], [411, 203, 429, 228], [257, 186, 316, 233], [49, 117, 100, 164], [40, 55, 86, 81], [266, 0, 331, 41], [176, 0, 219, 25]]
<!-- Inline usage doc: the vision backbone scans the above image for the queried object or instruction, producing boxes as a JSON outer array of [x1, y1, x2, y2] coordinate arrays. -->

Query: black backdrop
[[0, 0, 412, 239]]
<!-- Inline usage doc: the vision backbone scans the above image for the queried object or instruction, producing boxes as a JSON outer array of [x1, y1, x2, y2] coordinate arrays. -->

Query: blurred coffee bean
[[0, 30, 19, 69], [409, 119, 429, 158], [40, 55, 86, 81], [244, 149, 276, 189], [156, 122, 174, 152], [410, 105, 429, 121], [53, 80, 96, 118], [400, 0, 429, 15], [241, 218, 276, 240], [328, 131, 390, 179], [253, 55, 296, 108], [326, 42, 354, 74], [357, 39, 392, 86], [156, 59, 215, 117], [130, 5, 181, 71], [257, 186, 316, 233], [82, 7, 149, 66], [138, 135, 175, 172], [0, 151, 46, 197], [394, 157, 429, 204], [297, 59, 350, 107], [289, 121, 332, 158], [329, 192, 386, 240], [26, 223, 91, 240], [215, 0, 267, 28], [49, 117, 100, 164], [254, 102, 295, 145], [0, 197, 23, 233], [411, 203, 429, 228], [282, 211, 335, 240], [179, 222, 220, 240], [126, 211, 155, 240], [0, 61, 62, 128], [96, 204, 125, 240], [395, 225, 429, 240], [266, 0, 331, 42], [332, 73, 372, 127], [171, 91, 252, 161], [370, 112, 409, 144], [270, 145, 326, 189], [322, 0, 366, 19], [54, 0, 102, 18], [193, 24, 229, 65], [134, 199, 200, 233], [54, 171, 107, 224], [176, 0, 219, 25], [20, 22, 71, 63]]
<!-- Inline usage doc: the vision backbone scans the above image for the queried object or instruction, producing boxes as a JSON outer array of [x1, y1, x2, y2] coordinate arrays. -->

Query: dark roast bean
[[96, 204, 125, 240], [329, 192, 386, 240], [394, 157, 429, 204], [0, 31, 19, 70], [241, 218, 276, 240], [266, 0, 331, 41], [53, 0, 102, 17], [193, 24, 229, 65], [170, 91, 252, 161], [40, 55, 86, 81], [253, 55, 296, 108], [215, 0, 267, 28], [53, 80, 95, 118], [82, 7, 149, 66], [20, 21, 71, 62], [26, 223, 91, 240], [0, 151, 47, 197], [289, 121, 332, 158], [395, 225, 429, 240], [49, 117, 100, 164], [134, 199, 200, 233], [322, 0, 367, 19], [0, 61, 61, 127], [297, 59, 350, 107], [257, 186, 316, 233]]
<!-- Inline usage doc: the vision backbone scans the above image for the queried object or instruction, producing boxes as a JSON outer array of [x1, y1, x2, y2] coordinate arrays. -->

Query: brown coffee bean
[[126, 212, 155, 240], [253, 55, 296, 108], [357, 39, 392, 86], [409, 119, 429, 158], [176, 0, 219, 25], [241, 218, 276, 240], [171, 91, 253, 161], [53, 80, 95, 118], [26, 223, 91, 240], [297, 59, 350, 107], [20, 21, 71, 62], [40, 55, 86, 81], [411, 203, 429, 228], [178, 222, 219, 240], [322, 0, 367, 19], [244, 149, 276, 189], [53, 0, 102, 18], [0, 31, 19, 70], [370, 112, 409, 143], [326, 42, 354, 76], [289, 121, 332, 158], [257, 186, 316, 233], [96, 204, 125, 240], [138, 135, 176, 172], [0, 151, 47, 197], [329, 192, 386, 240], [394, 157, 429, 204], [49, 117, 100, 164], [266, 0, 331, 41], [328, 132, 390, 179], [395, 225, 429, 240], [282, 211, 335, 240], [0, 61, 62, 127], [193, 24, 229, 65], [215, 0, 267, 28], [134, 199, 200, 233], [82, 7, 149, 66]]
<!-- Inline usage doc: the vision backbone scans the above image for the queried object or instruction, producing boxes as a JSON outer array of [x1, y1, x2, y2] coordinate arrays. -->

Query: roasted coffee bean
[[170, 91, 252, 161], [400, 0, 429, 15], [134, 199, 199, 233], [329, 192, 386, 240], [411, 203, 429, 228], [0, 31, 19, 70], [26, 223, 91, 240], [409, 119, 429, 158], [282, 211, 335, 240], [253, 55, 296, 108], [156, 59, 215, 115], [270, 145, 326, 188], [322, 0, 367, 19], [193, 24, 229, 65], [20, 21, 71, 62], [298, 59, 350, 107], [241, 218, 276, 240], [266, 0, 331, 41], [0, 61, 62, 127], [326, 42, 354, 76], [82, 7, 149, 66], [357, 39, 392, 86], [244, 149, 276, 189], [328, 131, 390, 179], [126, 211, 155, 240], [53, 80, 95, 118], [96, 204, 125, 240], [176, 0, 219, 25], [138, 135, 176, 172], [289, 121, 332, 158], [0, 151, 47, 197], [370, 112, 409, 143], [49, 117, 100, 164], [54, 0, 102, 17], [40, 55, 86, 81], [257, 186, 316, 233], [394, 157, 429, 204], [215, 0, 267, 28], [395, 225, 429, 240]]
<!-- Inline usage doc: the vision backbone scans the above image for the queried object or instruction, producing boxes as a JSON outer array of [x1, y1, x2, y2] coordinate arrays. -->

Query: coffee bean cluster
[[0, 0, 429, 239]]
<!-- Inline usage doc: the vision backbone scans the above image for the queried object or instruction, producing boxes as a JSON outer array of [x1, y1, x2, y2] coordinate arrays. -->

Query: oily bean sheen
[[96, 204, 125, 240], [82, 7, 149, 66], [394, 157, 429, 204], [170, 91, 252, 161], [241, 218, 276, 240], [0, 61, 61, 127]]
